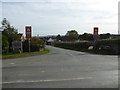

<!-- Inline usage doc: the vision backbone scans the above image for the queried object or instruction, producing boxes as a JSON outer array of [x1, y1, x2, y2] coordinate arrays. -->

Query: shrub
[[93, 39, 120, 54], [23, 37, 45, 52], [54, 41, 94, 51]]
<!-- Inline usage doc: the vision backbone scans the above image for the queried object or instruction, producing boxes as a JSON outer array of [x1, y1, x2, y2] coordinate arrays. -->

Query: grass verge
[[2, 48, 50, 60]]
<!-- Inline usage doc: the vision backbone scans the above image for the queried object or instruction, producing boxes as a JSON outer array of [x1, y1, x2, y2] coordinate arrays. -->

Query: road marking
[[41, 70, 45, 73], [2, 77, 92, 84], [10, 63, 15, 65]]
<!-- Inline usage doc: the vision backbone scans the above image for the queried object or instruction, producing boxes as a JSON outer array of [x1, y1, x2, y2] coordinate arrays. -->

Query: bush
[[54, 41, 94, 51], [54, 39, 120, 55], [93, 39, 120, 55], [23, 37, 45, 52]]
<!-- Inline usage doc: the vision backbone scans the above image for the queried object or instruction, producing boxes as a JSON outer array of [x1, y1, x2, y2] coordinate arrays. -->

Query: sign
[[26, 26, 32, 39], [93, 27, 99, 41], [93, 27, 98, 35]]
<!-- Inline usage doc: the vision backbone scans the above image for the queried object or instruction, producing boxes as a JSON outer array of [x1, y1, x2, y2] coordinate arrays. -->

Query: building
[[46, 38, 56, 45]]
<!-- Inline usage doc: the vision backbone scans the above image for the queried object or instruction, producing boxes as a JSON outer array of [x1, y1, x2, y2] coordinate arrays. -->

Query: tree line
[[54, 30, 113, 42], [54, 30, 94, 42]]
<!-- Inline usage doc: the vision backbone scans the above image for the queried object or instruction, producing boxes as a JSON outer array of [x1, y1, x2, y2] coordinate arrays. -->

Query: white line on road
[[41, 70, 45, 73], [3, 77, 92, 84], [10, 63, 15, 65]]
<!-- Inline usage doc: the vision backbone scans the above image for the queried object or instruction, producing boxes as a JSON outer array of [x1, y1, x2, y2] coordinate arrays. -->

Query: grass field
[[2, 49, 50, 60]]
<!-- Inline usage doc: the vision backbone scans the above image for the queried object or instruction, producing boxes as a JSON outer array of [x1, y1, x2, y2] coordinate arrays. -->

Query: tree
[[99, 33, 111, 39], [56, 34, 61, 41], [66, 30, 79, 40], [1, 18, 20, 52], [79, 33, 93, 41], [1, 18, 11, 30], [2, 34, 9, 53], [30, 37, 45, 52]]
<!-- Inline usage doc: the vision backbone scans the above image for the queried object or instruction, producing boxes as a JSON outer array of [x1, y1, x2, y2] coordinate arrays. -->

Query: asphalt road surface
[[2, 46, 118, 88]]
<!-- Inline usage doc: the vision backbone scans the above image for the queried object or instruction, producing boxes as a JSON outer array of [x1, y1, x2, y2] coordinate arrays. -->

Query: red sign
[[93, 27, 99, 40], [93, 27, 98, 35], [26, 26, 32, 39]]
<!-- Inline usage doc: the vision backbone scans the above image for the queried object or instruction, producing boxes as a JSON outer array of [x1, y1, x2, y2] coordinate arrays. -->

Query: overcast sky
[[1, 0, 119, 36]]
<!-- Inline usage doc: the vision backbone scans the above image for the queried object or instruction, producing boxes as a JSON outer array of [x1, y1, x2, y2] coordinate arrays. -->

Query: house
[[46, 38, 56, 45]]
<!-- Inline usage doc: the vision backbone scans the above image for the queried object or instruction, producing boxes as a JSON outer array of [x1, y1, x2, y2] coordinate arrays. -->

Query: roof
[[47, 38, 54, 42]]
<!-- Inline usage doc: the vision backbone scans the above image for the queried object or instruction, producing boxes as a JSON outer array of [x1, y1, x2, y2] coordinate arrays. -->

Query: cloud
[[2, 0, 119, 36]]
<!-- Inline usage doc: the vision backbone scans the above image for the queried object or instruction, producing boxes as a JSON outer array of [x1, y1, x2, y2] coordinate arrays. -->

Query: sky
[[1, 0, 119, 36]]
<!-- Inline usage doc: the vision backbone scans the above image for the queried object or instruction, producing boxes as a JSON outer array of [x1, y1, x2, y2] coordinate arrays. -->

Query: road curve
[[2, 46, 118, 88]]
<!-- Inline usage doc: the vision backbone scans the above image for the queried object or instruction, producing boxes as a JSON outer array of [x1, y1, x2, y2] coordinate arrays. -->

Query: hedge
[[93, 39, 120, 54], [54, 41, 94, 51], [53, 39, 120, 55]]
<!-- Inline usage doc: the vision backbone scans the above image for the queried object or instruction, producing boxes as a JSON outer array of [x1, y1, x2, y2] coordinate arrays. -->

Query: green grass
[[2, 49, 50, 60]]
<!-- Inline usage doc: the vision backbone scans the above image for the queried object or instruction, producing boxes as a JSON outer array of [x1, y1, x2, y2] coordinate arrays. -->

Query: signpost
[[25, 26, 32, 52], [93, 27, 99, 42], [26, 26, 32, 39]]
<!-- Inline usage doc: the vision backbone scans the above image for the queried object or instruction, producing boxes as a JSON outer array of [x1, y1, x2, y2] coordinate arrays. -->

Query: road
[[2, 46, 118, 88]]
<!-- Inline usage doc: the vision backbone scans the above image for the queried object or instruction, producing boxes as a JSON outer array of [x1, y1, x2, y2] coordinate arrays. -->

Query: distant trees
[[66, 30, 79, 40], [52, 31, 94, 42], [79, 33, 93, 41], [65, 30, 93, 41], [56, 34, 61, 41], [99, 33, 110, 39]]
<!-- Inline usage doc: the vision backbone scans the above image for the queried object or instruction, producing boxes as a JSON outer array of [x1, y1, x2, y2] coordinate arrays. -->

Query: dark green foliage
[[99, 33, 110, 39], [30, 37, 45, 52], [2, 34, 9, 53], [54, 42, 94, 51], [94, 39, 120, 55], [23, 37, 45, 52], [66, 30, 79, 40], [79, 33, 93, 41], [54, 39, 120, 55], [1, 18, 21, 52], [22, 40, 29, 52], [56, 34, 61, 41]]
